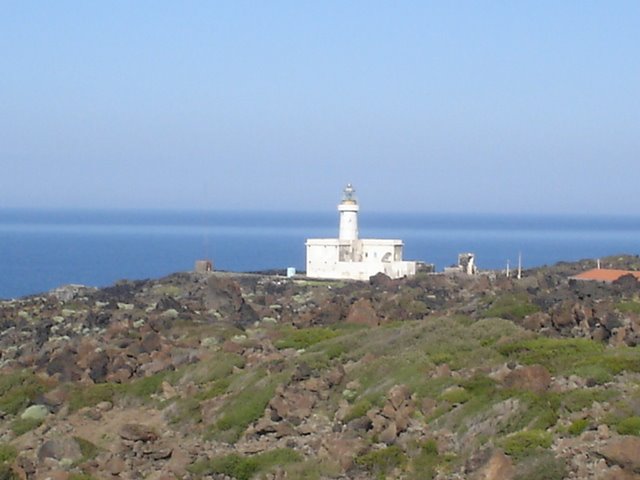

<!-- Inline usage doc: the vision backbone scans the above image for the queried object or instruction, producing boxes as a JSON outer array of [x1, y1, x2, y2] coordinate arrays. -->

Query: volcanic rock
[[502, 365, 551, 394], [119, 423, 159, 442]]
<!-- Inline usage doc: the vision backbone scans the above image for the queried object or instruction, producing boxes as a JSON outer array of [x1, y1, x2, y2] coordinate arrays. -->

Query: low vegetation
[[355, 445, 407, 479], [3, 256, 640, 478], [67, 371, 169, 412], [188, 448, 302, 479], [500, 429, 553, 460], [0, 370, 49, 415], [482, 293, 540, 320]]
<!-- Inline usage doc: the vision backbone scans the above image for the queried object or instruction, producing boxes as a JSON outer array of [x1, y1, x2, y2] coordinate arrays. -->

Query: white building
[[305, 184, 418, 281]]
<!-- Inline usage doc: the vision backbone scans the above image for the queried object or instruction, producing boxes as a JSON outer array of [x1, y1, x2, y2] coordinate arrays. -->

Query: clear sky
[[1, 1, 638, 213]]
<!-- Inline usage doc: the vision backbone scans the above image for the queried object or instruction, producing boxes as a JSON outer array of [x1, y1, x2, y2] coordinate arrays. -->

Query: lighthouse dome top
[[341, 183, 357, 204]]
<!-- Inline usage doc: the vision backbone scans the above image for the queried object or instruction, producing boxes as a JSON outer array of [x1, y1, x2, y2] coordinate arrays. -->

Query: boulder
[[38, 437, 82, 462], [602, 465, 640, 480], [388, 384, 411, 410], [105, 455, 126, 475], [21, 404, 48, 421], [42, 387, 67, 408], [140, 332, 162, 353], [369, 272, 396, 290], [502, 365, 551, 394], [603, 466, 640, 480], [522, 312, 551, 331], [324, 364, 345, 386], [346, 298, 379, 327], [269, 389, 316, 423], [472, 450, 515, 480], [87, 350, 109, 383], [379, 421, 398, 445], [597, 436, 640, 472], [205, 276, 242, 311], [119, 424, 159, 442], [46, 349, 81, 382], [322, 435, 365, 470], [142, 441, 173, 460]]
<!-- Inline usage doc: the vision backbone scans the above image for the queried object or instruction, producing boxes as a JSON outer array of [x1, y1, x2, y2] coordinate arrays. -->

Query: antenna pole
[[517, 252, 522, 279]]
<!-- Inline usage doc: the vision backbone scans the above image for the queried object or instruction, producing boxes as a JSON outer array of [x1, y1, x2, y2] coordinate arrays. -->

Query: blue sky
[[1, 1, 638, 213]]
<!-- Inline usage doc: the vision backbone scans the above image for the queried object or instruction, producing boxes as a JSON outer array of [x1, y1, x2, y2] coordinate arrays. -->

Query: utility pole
[[517, 252, 522, 280]]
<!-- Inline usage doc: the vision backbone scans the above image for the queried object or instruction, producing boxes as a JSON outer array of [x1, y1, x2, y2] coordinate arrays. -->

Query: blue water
[[1, 209, 639, 299]]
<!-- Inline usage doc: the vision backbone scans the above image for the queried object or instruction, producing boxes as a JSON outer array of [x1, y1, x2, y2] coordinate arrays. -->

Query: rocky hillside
[[0, 255, 639, 479]]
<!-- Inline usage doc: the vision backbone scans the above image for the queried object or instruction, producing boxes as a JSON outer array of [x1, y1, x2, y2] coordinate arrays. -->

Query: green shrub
[[482, 294, 539, 320], [599, 350, 640, 375], [68, 372, 169, 412], [214, 390, 272, 438], [193, 453, 256, 480], [0, 371, 48, 415], [68, 474, 98, 480], [615, 301, 640, 314], [343, 399, 372, 423], [560, 388, 617, 413], [68, 383, 119, 412], [195, 378, 230, 401], [501, 430, 552, 460], [125, 372, 167, 398], [501, 392, 559, 433], [440, 387, 470, 405], [429, 352, 453, 366], [0, 464, 19, 480], [275, 327, 339, 350], [169, 397, 202, 425], [210, 372, 281, 443], [567, 419, 589, 436], [11, 417, 43, 436], [74, 436, 100, 461], [322, 341, 348, 360], [356, 446, 407, 479], [572, 364, 613, 385], [188, 448, 302, 479], [253, 449, 302, 471], [499, 337, 640, 380], [409, 440, 440, 479], [497, 338, 603, 374], [616, 416, 640, 436], [282, 458, 341, 479], [192, 352, 245, 385], [514, 451, 567, 480], [0, 444, 17, 463]]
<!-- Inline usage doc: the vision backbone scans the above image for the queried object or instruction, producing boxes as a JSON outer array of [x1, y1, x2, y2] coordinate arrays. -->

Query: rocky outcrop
[[597, 436, 640, 473], [502, 365, 552, 394], [472, 450, 515, 480]]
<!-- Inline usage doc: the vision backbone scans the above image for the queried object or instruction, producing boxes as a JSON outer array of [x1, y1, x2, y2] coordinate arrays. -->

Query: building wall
[[359, 239, 404, 263], [306, 239, 415, 280]]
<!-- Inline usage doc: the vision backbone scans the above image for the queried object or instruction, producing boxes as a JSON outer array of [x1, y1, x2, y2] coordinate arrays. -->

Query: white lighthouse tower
[[305, 184, 418, 280], [338, 183, 359, 241]]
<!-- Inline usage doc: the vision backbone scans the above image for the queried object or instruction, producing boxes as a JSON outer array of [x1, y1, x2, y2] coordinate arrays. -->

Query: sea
[[1, 209, 640, 300]]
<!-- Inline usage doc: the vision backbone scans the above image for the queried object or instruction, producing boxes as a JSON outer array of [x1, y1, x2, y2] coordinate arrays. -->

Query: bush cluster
[[188, 448, 301, 479], [500, 430, 553, 460]]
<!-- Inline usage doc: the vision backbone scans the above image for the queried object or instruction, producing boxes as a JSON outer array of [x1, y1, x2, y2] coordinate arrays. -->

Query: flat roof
[[570, 268, 640, 282]]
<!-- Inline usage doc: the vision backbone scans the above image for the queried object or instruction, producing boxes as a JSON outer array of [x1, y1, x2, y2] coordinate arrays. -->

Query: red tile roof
[[571, 268, 640, 282]]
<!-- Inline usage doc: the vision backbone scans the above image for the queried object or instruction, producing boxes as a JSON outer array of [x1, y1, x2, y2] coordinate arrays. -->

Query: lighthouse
[[305, 184, 418, 280], [338, 183, 359, 241]]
